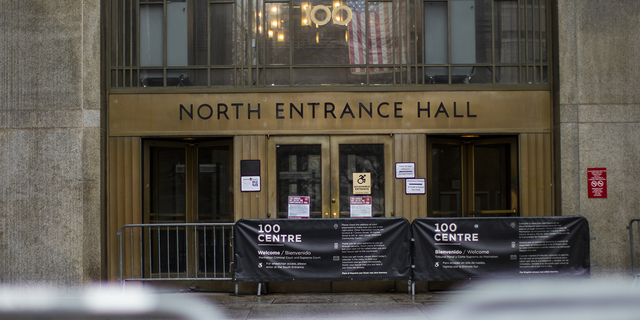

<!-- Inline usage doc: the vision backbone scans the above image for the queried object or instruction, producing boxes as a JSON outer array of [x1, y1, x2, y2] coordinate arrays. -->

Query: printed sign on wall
[[240, 160, 261, 192], [395, 162, 415, 179], [587, 168, 607, 198], [405, 178, 426, 194]]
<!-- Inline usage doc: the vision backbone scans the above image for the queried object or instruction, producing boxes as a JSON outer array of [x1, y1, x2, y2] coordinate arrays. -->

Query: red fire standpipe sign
[[587, 168, 607, 198]]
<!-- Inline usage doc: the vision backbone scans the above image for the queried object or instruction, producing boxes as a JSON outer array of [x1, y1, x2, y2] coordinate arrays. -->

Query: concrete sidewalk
[[184, 292, 456, 320]]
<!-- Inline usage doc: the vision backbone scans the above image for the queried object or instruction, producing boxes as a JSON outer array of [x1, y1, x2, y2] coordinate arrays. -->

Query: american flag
[[348, 0, 402, 74]]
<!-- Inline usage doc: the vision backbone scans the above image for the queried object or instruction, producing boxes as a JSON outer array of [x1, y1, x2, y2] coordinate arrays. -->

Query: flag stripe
[[348, 1, 402, 74]]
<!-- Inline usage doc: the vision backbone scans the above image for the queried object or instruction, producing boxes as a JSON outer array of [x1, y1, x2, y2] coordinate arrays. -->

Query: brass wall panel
[[108, 91, 551, 136], [519, 133, 553, 217], [107, 137, 142, 281], [234, 135, 267, 220], [394, 134, 427, 220]]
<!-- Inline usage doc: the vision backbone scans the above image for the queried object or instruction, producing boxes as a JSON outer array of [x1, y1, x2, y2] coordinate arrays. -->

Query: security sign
[[587, 168, 607, 198], [352, 172, 371, 195]]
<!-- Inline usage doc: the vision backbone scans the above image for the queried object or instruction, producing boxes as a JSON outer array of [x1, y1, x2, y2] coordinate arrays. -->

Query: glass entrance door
[[269, 136, 330, 218], [144, 140, 233, 223], [330, 136, 393, 218], [427, 136, 518, 217], [143, 139, 233, 277], [268, 135, 393, 219]]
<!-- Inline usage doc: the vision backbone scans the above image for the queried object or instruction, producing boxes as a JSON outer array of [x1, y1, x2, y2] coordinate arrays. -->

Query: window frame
[[106, 0, 552, 89]]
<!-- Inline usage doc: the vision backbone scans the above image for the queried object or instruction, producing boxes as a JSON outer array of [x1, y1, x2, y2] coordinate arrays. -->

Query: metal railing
[[118, 223, 234, 287], [628, 219, 640, 285]]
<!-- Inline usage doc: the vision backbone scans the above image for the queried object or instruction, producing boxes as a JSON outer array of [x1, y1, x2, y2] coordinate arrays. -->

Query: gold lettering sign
[[332, 5, 352, 25], [303, 3, 353, 26], [108, 91, 551, 137], [310, 5, 332, 25]]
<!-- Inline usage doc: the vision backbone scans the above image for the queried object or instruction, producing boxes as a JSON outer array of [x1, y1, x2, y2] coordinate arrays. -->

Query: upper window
[[108, 0, 549, 88]]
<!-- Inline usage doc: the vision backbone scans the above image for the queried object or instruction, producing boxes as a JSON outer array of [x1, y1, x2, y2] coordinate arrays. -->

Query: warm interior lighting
[[278, 33, 285, 41], [345, 31, 348, 42], [301, 3, 310, 26], [268, 30, 274, 37], [334, 2, 340, 7], [258, 26, 263, 33], [461, 135, 480, 138], [316, 32, 319, 43], [272, 20, 278, 27], [271, 6, 277, 12]]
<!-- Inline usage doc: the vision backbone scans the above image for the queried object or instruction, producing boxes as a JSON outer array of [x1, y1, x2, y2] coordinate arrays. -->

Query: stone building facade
[[0, 0, 639, 287]]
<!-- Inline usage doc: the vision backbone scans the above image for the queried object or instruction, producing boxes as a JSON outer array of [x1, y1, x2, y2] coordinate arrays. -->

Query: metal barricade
[[118, 223, 234, 287], [628, 219, 640, 285]]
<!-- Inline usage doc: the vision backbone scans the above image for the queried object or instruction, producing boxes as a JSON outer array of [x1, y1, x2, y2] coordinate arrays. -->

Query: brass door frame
[[144, 139, 233, 223], [467, 137, 518, 216], [194, 140, 234, 223], [267, 136, 331, 219], [143, 139, 233, 278], [427, 137, 467, 217], [427, 136, 518, 217], [143, 140, 192, 224], [267, 135, 394, 218], [330, 135, 394, 218]]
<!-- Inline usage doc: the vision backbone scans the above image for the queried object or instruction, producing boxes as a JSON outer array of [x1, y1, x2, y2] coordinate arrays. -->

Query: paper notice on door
[[350, 196, 372, 218], [288, 196, 310, 219]]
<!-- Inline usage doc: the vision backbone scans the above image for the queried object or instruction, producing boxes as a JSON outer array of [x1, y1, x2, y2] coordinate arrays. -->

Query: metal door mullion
[[538, 0, 544, 83], [163, 0, 168, 87], [207, 2, 211, 86], [121, 0, 126, 87], [365, 0, 370, 85], [447, 0, 451, 84], [491, 0, 495, 84]]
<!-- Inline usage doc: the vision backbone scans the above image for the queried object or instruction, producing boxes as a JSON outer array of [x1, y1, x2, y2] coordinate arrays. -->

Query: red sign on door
[[587, 168, 607, 198]]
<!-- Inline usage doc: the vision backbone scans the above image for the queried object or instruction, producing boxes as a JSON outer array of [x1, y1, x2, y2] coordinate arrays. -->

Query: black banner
[[234, 218, 411, 282], [412, 216, 590, 281]]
